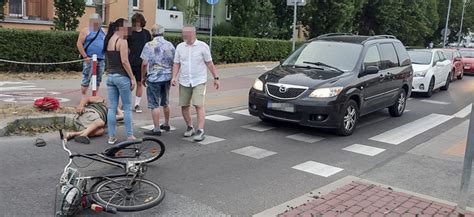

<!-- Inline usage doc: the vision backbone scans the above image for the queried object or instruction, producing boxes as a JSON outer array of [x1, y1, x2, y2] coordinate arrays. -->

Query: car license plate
[[465, 66, 471, 69], [268, 101, 295, 113]]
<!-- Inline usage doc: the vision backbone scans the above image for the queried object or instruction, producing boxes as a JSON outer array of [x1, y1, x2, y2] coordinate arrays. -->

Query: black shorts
[[131, 65, 142, 81]]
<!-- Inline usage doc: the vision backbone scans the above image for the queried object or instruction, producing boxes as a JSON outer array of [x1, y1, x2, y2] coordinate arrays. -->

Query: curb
[[0, 114, 75, 137], [253, 175, 473, 217]]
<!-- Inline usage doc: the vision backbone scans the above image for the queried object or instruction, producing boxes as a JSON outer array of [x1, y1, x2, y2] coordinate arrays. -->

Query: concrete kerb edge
[[0, 114, 76, 137], [253, 175, 474, 217]]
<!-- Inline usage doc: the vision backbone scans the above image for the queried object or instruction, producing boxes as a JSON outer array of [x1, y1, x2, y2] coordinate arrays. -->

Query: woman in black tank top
[[103, 18, 137, 145]]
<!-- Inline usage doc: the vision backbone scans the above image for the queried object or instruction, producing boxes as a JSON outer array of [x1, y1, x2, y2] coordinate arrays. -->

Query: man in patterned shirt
[[140, 24, 176, 136]]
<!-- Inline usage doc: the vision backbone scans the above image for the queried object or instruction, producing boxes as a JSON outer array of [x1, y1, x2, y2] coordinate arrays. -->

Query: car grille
[[266, 83, 308, 99]]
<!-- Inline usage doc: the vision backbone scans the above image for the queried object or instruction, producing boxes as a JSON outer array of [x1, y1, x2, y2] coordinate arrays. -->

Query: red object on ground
[[278, 181, 474, 217], [34, 96, 60, 111]]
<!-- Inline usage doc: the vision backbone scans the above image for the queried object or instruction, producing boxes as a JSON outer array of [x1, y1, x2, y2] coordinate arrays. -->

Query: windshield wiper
[[283, 64, 324, 70], [303, 61, 344, 73]]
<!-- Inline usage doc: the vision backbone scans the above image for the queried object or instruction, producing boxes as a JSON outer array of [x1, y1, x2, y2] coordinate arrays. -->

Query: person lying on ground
[[67, 96, 123, 144]]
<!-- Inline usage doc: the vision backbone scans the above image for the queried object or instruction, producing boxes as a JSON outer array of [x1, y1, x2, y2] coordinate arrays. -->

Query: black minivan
[[248, 34, 413, 136]]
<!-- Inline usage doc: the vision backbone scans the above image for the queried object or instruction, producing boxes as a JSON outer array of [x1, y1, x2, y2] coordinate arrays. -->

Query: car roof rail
[[366, 35, 397, 41], [317, 33, 354, 39]]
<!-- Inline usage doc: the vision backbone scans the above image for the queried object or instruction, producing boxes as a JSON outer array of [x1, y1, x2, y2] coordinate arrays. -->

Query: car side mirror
[[363, 66, 379, 75], [436, 61, 444, 66]]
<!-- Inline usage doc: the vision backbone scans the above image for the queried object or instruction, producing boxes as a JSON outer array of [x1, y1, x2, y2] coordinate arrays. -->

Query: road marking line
[[205, 114, 234, 122], [233, 109, 251, 116], [140, 124, 176, 131], [0, 86, 45, 91], [286, 133, 324, 143], [231, 146, 277, 159], [370, 113, 454, 145], [342, 144, 386, 156], [241, 123, 275, 132], [453, 104, 472, 118], [420, 99, 450, 105], [292, 161, 343, 177], [183, 135, 226, 145]]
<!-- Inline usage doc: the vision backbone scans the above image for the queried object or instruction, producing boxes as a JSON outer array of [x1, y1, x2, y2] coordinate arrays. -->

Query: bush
[[0, 29, 81, 72], [213, 22, 234, 37], [0, 29, 301, 72]]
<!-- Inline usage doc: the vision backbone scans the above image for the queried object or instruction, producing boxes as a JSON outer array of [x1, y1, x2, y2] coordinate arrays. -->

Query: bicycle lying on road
[[54, 130, 166, 216]]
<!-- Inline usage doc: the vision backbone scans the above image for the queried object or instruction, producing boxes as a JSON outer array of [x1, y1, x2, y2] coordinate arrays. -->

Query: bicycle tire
[[109, 137, 165, 164], [90, 177, 165, 212]]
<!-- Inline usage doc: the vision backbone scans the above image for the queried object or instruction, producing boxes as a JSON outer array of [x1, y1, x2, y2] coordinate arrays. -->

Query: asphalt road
[[2, 66, 474, 217]]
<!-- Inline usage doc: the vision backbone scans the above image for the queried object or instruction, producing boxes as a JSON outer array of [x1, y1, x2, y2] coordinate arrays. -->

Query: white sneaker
[[184, 126, 195, 137], [193, 129, 205, 142], [134, 105, 143, 113]]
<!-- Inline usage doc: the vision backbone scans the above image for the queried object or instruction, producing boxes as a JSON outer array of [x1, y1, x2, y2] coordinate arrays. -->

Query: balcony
[[156, 9, 184, 32]]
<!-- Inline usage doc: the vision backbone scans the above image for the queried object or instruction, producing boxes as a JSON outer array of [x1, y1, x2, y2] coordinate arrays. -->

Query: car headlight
[[414, 70, 428, 77], [253, 78, 264, 91], [309, 87, 343, 98]]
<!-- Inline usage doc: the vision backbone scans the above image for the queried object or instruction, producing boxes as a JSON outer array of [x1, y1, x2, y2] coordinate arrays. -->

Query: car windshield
[[444, 52, 453, 60], [408, 51, 432, 65], [282, 41, 363, 72], [460, 50, 474, 58]]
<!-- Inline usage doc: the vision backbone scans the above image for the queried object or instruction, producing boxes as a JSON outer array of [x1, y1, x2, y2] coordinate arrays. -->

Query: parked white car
[[407, 49, 452, 97]]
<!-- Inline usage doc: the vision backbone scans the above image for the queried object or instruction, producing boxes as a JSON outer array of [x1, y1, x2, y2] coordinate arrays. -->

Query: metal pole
[[128, 0, 133, 21], [92, 54, 98, 96], [443, 0, 452, 48], [456, 103, 474, 217], [458, 0, 467, 48], [209, 4, 214, 49], [292, 0, 297, 52]]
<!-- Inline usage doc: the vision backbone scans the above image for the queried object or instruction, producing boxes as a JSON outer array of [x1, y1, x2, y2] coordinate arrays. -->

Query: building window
[[157, 0, 167, 9], [133, 0, 139, 9], [9, 0, 25, 17], [225, 4, 231, 21]]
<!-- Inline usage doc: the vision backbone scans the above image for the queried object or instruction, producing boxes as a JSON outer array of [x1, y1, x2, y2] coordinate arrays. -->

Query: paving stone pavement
[[278, 181, 474, 217]]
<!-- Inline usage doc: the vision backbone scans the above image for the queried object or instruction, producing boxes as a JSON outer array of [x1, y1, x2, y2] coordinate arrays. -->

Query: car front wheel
[[388, 89, 407, 117], [336, 100, 359, 136]]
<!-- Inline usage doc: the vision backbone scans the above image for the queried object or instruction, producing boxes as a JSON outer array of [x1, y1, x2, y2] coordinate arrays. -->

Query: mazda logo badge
[[279, 85, 288, 93]]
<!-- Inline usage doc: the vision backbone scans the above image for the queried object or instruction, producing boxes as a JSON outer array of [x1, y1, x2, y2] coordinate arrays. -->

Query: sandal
[[34, 138, 47, 147]]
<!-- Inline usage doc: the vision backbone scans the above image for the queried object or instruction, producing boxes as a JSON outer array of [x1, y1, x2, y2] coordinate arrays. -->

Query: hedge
[[0, 29, 302, 72]]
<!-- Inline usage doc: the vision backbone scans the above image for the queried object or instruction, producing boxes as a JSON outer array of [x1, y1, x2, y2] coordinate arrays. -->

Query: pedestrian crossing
[[137, 102, 472, 179]]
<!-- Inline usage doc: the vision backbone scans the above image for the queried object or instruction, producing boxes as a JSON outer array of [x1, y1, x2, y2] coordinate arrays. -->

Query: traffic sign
[[287, 0, 306, 6], [207, 0, 219, 5], [441, 28, 451, 36]]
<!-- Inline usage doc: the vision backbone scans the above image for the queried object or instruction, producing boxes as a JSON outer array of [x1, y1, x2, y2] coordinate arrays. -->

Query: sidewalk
[[277, 180, 471, 217]]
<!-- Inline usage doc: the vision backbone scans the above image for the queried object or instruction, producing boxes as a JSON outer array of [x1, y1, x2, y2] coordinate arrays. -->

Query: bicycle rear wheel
[[112, 137, 165, 164], [90, 177, 165, 212]]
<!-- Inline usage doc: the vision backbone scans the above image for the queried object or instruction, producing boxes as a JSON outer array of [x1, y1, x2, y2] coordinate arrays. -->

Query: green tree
[[227, 0, 280, 38], [183, 0, 200, 25], [53, 0, 85, 31]]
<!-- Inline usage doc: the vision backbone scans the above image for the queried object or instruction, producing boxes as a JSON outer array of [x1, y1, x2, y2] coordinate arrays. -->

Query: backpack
[[34, 97, 60, 111]]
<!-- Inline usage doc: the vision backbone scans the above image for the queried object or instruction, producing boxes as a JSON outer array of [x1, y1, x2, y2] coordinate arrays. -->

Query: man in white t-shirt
[[171, 26, 220, 141]]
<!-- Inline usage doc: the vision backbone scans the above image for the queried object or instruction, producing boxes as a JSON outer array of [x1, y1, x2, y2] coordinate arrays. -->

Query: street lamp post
[[292, 0, 297, 51], [443, 0, 452, 48], [457, 0, 468, 48], [128, 0, 133, 21]]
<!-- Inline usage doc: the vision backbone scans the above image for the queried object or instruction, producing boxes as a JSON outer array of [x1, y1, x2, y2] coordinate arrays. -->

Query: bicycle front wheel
[[90, 177, 165, 212]]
